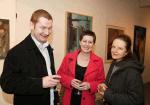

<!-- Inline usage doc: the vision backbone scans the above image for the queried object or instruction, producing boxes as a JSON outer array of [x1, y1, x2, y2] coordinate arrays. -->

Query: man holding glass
[[0, 9, 60, 105]]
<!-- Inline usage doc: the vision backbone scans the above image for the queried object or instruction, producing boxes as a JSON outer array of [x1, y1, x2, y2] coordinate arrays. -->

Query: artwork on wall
[[0, 19, 9, 59], [105, 25, 124, 62], [133, 25, 146, 64], [66, 12, 92, 53]]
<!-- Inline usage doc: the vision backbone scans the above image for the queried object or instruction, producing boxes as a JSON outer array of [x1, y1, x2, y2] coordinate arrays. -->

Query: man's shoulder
[[8, 35, 31, 55], [7, 42, 25, 58]]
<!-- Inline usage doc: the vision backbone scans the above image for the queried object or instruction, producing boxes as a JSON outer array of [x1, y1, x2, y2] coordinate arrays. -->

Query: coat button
[[83, 97, 85, 100]]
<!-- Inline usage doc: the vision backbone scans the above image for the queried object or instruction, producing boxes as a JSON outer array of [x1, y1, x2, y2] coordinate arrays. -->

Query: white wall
[[0, 0, 16, 105], [140, 7, 150, 83], [0, 0, 150, 105], [15, 0, 108, 69]]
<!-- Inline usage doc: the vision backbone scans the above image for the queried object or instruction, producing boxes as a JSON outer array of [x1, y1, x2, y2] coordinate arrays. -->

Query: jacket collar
[[68, 49, 99, 62], [24, 34, 53, 51], [68, 49, 100, 77], [31, 34, 49, 51]]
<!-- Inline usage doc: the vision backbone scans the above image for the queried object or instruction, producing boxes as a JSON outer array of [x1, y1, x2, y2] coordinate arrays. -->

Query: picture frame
[[133, 25, 146, 64], [0, 19, 9, 59], [66, 12, 92, 53], [105, 25, 124, 62]]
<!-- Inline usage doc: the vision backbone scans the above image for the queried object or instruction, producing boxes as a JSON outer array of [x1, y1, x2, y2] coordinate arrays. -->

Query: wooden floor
[[144, 82, 150, 105]]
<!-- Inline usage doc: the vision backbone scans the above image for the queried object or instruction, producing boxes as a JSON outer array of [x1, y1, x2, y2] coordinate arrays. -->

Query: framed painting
[[133, 25, 146, 64], [66, 12, 92, 53], [0, 19, 9, 59], [105, 25, 124, 62]]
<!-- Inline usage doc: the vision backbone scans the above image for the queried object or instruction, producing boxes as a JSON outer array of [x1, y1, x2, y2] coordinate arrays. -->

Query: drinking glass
[[76, 81, 82, 95]]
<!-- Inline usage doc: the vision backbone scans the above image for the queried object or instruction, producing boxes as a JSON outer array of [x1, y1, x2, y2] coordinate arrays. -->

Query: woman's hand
[[97, 83, 107, 96], [78, 82, 90, 91], [71, 79, 90, 91], [71, 79, 82, 89]]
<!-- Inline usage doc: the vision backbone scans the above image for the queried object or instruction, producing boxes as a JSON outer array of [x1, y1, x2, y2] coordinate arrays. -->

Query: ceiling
[[139, 0, 150, 7]]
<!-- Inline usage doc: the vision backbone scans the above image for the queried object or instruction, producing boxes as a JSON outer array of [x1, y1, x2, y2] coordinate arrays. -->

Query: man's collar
[[31, 34, 49, 51]]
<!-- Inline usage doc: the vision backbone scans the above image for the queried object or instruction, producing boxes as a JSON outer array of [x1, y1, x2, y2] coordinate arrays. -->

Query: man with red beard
[[0, 9, 61, 105]]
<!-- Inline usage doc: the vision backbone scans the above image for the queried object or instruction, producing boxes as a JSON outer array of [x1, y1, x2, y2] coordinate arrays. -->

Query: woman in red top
[[57, 30, 105, 105]]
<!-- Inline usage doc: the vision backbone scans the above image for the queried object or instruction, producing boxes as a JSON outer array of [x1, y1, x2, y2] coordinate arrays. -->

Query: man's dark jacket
[[0, 34, 57, 105]]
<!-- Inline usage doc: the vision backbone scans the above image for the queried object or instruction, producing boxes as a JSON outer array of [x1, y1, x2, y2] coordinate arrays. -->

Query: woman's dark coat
[[103, 58, 144, 105], [0, 34, 56, 105]]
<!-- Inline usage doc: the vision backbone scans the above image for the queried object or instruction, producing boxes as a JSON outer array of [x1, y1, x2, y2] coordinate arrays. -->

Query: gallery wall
[[0, 0, 16, 105], [0, 0, 150, 105], [140, 7, 150, 84]]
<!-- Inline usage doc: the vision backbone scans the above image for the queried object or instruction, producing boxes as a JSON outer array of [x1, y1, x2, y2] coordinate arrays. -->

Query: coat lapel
[[67, 50, 99, 77], [68, 50, 78, 77], [24, 34, 48, 76], [47, 45, 55, 75], [84, 52, 99, 76]]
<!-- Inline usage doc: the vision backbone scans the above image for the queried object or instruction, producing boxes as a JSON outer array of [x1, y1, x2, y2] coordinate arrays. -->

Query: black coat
[[103, 57, 144, 105], [0, 34, 57, 105]]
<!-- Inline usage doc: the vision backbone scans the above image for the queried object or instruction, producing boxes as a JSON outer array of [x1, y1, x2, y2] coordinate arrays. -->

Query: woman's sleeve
[[89, 59, 105, 94], [57, 55, 74, 89]]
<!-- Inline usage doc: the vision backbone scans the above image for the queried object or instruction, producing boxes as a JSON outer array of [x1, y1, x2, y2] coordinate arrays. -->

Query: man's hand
[[42, 75, 61, 88]]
